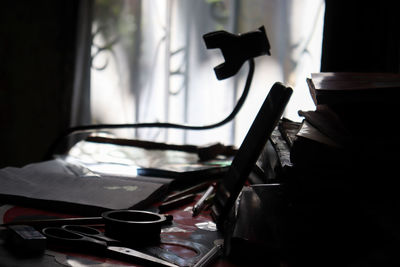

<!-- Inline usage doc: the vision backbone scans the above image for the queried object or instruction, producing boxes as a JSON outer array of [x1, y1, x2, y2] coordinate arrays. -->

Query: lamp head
[[203, 26, 271, 80]]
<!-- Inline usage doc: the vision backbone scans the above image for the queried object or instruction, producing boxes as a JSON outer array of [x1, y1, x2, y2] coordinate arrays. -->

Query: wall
[[0, 1, 79, 167], [321, 1, 400, 73]]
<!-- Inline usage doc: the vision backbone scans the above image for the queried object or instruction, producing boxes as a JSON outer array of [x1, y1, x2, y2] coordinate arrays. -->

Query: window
[[72, 0, 325, 146]]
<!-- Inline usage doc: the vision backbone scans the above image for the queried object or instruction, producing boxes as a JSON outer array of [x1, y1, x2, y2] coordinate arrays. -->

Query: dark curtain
[[321, 1, 400, 73], [0, 1, 79, 167]]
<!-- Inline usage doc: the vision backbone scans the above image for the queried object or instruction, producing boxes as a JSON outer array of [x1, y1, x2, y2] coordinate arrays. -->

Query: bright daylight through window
[[83, 0, 325, 147]]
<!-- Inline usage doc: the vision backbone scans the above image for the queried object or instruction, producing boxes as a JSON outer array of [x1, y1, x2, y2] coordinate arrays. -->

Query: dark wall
[[321, 1, 400, 73], [0, 1, 79, 167]]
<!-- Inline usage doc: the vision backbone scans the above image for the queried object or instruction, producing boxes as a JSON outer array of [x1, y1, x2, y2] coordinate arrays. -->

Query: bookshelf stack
[[291, 72, 400, 169], [284, 72, 400, 266]]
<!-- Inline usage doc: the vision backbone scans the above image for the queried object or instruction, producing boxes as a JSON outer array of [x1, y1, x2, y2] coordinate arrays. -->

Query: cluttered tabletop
[[0, 139, 230, 267], [0, 126, 278, 267], [0, 191, 227, 267]]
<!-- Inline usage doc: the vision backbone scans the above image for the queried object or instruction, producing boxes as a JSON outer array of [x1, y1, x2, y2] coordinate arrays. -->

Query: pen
[[192, 183, 216, 217], [163, 181, 212, 202], [158, 193, 197, 213]]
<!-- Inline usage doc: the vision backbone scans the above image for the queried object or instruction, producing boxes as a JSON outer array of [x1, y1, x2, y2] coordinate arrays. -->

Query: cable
[[45, 59, 255, 159]]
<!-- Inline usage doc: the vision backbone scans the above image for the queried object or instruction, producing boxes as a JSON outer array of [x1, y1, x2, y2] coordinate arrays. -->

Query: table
[[0, 194, 236, 266]]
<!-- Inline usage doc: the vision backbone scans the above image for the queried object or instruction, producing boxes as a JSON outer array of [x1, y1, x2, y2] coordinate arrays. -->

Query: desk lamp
[[47, 26, 271, 159], [203, 25, 270, 80]]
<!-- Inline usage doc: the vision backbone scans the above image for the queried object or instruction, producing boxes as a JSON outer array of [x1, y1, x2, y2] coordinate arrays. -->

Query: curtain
[[72, 0, 325, 147], [71, 0, 93, 127]]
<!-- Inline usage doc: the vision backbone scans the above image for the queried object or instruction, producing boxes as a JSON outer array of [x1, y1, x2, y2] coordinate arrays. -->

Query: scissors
[[42, 225, 179, 267]]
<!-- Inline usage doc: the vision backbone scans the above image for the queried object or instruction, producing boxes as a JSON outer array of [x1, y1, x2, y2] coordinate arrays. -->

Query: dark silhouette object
[[203, 26, 271, 80]]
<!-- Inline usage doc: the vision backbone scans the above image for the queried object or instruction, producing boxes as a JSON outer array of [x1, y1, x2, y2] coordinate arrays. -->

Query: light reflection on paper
[[66, 140, 229, 177], [195, 221, 217, 232]]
